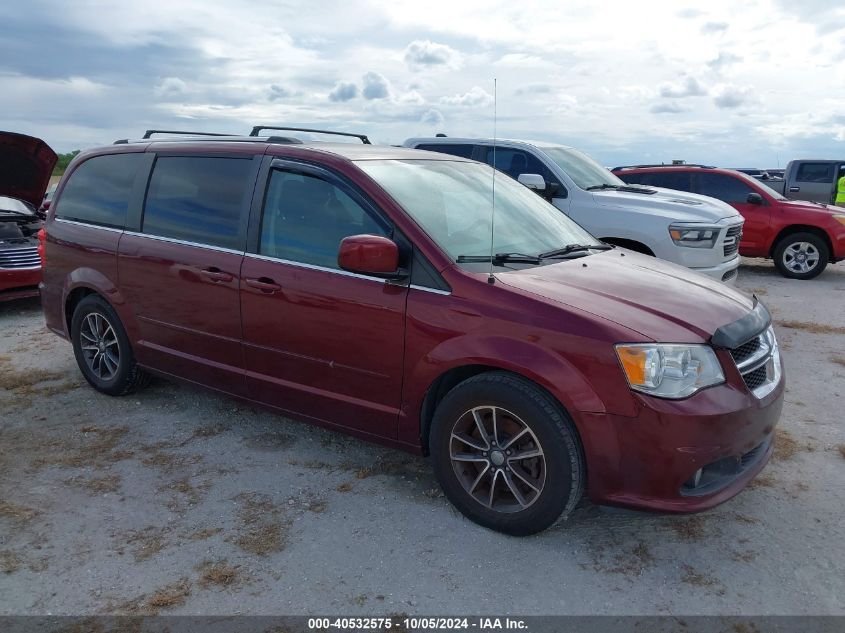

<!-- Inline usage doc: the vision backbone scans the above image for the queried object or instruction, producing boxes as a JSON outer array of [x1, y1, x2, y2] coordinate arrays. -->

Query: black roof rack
[[613, 163, 716, 171], [142, 129, 236, 139], [249, 126, 370, 144], [115, 135, 303, 146]]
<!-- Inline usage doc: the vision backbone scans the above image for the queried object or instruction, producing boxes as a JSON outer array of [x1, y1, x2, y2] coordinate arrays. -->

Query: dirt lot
[[1, 259, 844, 616]]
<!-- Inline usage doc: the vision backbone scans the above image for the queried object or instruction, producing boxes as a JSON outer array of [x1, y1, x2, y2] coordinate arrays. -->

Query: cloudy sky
[[1, 0, 843, 166]]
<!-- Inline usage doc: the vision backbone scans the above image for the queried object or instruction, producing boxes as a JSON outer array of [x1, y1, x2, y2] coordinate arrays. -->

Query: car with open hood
[[0, 131, 57, 300], [404, 137, 745, 284], [41, 129, 783, 535]]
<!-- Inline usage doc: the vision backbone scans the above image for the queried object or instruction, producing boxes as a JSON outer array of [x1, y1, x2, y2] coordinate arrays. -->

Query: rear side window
[[696, 173, 755, 203], [259, 170, 390, 269], [795, 163, 834, 183], [616, 172, 651, 186], [142, 157, 253, 250], [640, 172, 693, 192], [55, 153, 144, 228], [416, 144, 475, 159]]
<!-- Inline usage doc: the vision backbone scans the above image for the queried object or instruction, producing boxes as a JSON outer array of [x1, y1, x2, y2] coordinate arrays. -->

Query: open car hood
[[0, 131, 58, 208]]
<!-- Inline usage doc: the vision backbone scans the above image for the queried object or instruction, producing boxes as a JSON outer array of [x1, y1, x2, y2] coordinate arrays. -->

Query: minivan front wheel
[[430, 372, 585, 535], [773, 232, 829, 279], [71, 295, 148, 396]]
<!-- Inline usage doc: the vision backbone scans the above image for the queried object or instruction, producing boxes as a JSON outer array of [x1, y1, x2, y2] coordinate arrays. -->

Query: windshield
[[733, 170, 786, 200], [541, 147, 624, 190], [357, 160, 596, 262], [0, 196, 35, 214]]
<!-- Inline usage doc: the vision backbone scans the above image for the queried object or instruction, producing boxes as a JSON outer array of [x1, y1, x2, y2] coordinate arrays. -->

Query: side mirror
[[517, 173, 546, 191], [338, 234, 405, 279], [746, 192, 764, 205]]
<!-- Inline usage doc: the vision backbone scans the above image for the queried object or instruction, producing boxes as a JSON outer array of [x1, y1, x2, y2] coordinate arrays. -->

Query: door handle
[[789, 186, 800, 192], [245, 276, 282, 293], [200, 267, 233, 283]]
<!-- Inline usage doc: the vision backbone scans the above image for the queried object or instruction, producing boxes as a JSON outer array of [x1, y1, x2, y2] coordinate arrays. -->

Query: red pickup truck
[[613, 165, 845, 280]]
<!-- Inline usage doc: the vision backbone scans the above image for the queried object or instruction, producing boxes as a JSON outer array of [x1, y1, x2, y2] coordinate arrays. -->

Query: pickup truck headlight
[[668, 224, 721, 248], [615, 343, 724, 399]]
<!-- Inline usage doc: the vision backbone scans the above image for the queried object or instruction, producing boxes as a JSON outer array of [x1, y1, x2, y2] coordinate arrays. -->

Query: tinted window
[[416, 144, 475, 159], [55, 153, 144, 228], [643, 172, 693, 192], [796, 163, 834, 183], [616, 172, 651, 186], [142, 157, 253, 250], [481, 148, 565, 195], [696, 173, 756, 203], [259, 170, 390, 269]]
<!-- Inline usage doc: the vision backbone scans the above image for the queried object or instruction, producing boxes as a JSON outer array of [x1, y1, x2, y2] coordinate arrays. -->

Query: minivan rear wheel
[[71, 295, 148, 396], [773, 232, 829, 279], [430, 372, 585, 535]]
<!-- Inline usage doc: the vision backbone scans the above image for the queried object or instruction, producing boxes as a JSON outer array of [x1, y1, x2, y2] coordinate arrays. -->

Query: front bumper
[[0, 266, 41, 301], [577, 368, 784, 513], [689, 254, 741, 284]]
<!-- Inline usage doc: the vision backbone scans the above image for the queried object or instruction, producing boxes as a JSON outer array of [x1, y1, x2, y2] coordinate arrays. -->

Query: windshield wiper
[[456, 252, 541, 264], [585, 184, 619, 191], [538, 243, 614, 258]]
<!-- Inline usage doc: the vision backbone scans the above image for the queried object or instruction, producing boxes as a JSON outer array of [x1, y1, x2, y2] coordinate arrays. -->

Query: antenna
[[488, 78, 497, 285]]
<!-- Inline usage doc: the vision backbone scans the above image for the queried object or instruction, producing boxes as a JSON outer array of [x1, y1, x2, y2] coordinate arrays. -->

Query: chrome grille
[[0, 246, 40, 269], [723, 224, 742, 258], [730, 326, 780, 398]]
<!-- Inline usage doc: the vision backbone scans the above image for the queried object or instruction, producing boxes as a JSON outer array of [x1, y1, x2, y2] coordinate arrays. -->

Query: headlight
[[615, 343, 725, 399], [668, 224, 721, 248]]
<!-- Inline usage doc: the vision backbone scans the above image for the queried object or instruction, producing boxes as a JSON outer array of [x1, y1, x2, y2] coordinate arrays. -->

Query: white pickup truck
[[404, 137, 745, 283]]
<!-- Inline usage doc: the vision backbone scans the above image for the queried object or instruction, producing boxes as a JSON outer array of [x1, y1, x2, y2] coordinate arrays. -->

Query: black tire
[[71, 294, 149, 396], [772, 232, 829, 280], [430, 371, 585, 536]]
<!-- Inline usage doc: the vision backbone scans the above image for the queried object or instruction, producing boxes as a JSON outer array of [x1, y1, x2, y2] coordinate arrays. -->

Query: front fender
[[398, 333, 616, 447]]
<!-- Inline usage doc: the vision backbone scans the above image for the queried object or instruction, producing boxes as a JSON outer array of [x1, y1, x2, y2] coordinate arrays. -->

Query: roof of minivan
[[111, 137, 471, 162], [406, 137, 574, 151], [299, 143, 471, 161]]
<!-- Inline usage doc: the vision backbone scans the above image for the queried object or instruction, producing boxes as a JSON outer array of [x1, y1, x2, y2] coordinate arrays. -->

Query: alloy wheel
[[449, 406, 546, 513], [79, 312, 120, 380], [782, 241, 819, 274]]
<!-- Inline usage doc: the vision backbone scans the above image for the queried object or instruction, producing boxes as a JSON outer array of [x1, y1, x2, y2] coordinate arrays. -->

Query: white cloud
[[154, 77, 187, 98], [362, 71, 391, 100], [420, 108, 445, 125], [328, 81, 358, 102], [707, 52, 743, 71], [659, 76, 707, 98], [403, 40, 460, 71], [440, 86, 493, 107], [713, 85, 753, 109], [651, 102, 689, 114], [701, 21, 729, 34]]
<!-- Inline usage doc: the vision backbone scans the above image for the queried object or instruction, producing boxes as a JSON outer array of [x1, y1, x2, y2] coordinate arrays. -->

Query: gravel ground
[[1, 259, 844, 616]]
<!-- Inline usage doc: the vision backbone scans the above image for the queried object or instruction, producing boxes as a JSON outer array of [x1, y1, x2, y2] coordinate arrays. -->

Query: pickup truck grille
[[723, 225, 742, 258], [0, 246, 40, 269], [729, 326, 780, 399]]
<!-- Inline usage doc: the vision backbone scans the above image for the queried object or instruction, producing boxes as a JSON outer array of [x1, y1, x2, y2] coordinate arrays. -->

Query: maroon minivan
[[41, 130, 784, 535]]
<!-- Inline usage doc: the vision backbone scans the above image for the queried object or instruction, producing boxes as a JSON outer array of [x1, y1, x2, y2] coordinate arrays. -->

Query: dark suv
[[42, 129, 784, 535]]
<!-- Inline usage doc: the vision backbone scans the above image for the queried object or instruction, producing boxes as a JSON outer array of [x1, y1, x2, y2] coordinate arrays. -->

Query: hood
[[498, 250, 754, 343], [0, 131, 58, 208], [778, 197, 844, 216], [591, 186, 741, 224]]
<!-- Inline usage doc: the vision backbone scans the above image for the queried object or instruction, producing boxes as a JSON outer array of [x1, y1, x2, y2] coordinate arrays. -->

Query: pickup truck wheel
[[773, 232, 829, 280], [71, 295, 149, 396], [430, 372, 585, 536]]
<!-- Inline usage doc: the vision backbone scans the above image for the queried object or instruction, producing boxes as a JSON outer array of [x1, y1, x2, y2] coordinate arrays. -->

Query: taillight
[[37, 228, 47, 268]]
